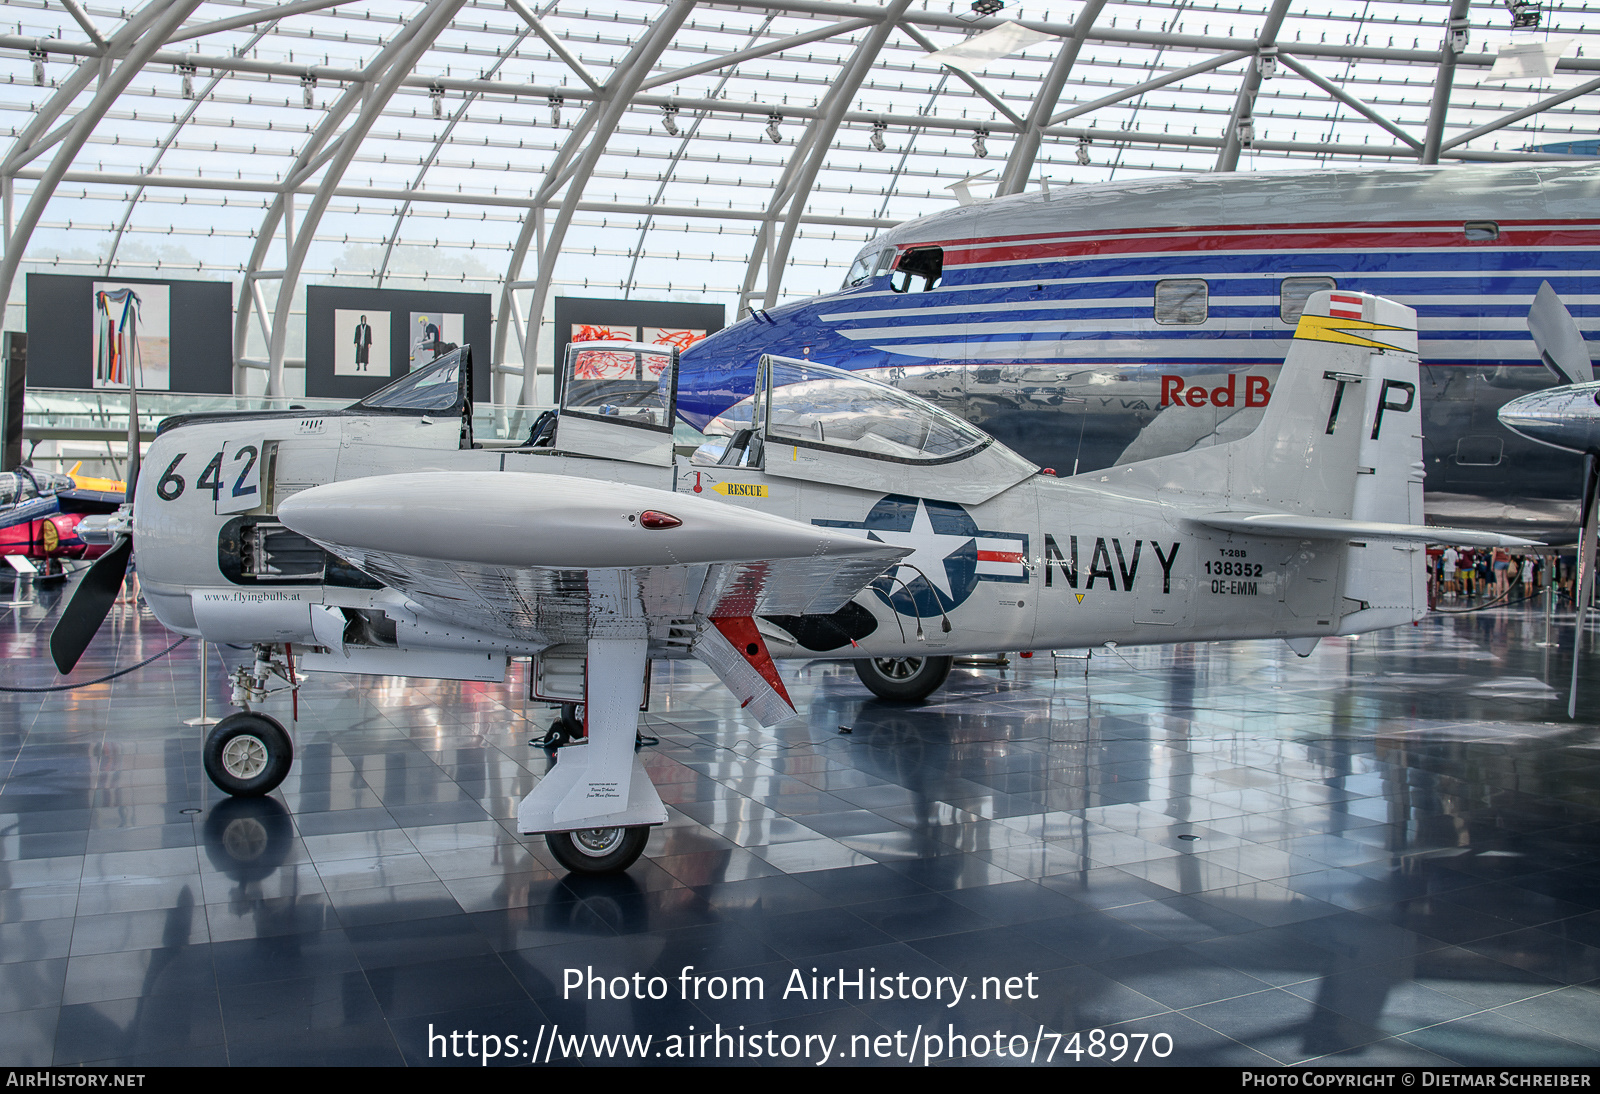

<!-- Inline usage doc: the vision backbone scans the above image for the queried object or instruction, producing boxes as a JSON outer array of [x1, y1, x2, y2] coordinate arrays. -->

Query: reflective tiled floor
[[5, 582, 1600, 1066]]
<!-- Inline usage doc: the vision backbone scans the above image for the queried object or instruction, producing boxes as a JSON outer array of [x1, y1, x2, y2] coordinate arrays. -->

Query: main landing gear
[[544, 826, 651, 874], [854, 655, 953, 702], [517, 598, 667, 876]]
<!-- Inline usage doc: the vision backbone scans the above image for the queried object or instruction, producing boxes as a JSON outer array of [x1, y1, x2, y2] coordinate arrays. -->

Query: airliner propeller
[[1510, 282, 1598, 718]]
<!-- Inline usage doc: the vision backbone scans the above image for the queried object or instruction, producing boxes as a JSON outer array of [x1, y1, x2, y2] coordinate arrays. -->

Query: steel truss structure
[[1, 0, 1596, 401]]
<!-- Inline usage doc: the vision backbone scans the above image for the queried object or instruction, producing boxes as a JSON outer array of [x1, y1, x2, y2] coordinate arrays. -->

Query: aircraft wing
[[277, 471, 908, 722], [1192, 510, 1541, 548]]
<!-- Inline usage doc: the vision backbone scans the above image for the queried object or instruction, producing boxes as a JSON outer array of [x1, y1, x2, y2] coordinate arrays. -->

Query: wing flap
[[691, 616, 795, 727]]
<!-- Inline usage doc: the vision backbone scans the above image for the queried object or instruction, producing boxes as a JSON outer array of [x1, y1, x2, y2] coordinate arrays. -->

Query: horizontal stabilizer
[[1194, 511, 1541, 548]]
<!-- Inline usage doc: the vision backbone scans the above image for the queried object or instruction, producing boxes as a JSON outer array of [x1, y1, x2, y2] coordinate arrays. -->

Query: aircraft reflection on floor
[[3, 593, 1600, 1065]]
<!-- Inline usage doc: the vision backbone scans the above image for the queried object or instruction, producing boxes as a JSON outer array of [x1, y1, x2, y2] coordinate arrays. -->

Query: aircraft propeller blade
[[1529, 281, 1595, 387], [1571, 455, 1599, 719], [49, 534, 133, 675]]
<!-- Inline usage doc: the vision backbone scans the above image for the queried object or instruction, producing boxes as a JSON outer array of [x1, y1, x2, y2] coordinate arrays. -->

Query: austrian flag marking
[[1329, 293, 1365, 320]]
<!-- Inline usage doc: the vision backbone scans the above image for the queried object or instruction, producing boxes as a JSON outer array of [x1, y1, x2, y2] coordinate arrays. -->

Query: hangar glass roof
[[1, 0, 1597, 400]]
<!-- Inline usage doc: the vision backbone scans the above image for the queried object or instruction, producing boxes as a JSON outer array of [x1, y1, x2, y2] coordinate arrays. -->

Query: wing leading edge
[[277, 471, 909, 723]]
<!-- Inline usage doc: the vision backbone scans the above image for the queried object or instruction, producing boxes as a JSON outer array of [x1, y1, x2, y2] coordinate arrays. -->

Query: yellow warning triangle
[[1075, 593, 1085, 604]]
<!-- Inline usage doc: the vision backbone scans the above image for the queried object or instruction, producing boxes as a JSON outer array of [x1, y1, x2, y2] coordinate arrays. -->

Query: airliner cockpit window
[[762, 357, 988, 464], [843, 252, 874, 288], [891, 247, 943, 293]]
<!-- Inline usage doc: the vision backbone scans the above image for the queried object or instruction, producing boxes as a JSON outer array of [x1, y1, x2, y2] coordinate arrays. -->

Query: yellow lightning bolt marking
[[1292, 313, 1410, 350]]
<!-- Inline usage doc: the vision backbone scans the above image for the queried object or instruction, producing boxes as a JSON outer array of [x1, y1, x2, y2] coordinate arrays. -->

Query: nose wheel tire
[[545, 825, 650, 874], [853, 655, 953, 702], [203, 712, 293, 797]]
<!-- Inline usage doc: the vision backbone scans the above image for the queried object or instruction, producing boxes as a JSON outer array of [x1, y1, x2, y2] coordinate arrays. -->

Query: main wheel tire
[[545, 826, 650, 874], [203, 712, 293, 797], [853, 655, 953, 702]]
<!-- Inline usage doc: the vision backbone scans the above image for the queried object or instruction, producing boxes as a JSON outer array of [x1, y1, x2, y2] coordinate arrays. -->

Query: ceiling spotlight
[[549, 94, 564, 127], [1076, 135, 1091, 165], [971, 0, 1004, 15], [301, 74, 316, 109], [29, 49, 45, 87], [973, 127, 988, 159], [430, 83, 444, 119], [179, 62, 197, 101], [767, 112, 782, 144], [1236, 116, 1254, 147], [870, 120, 887, 152], [661, 103, 680, 137], [1504, 0, 1540, 28], [1448, 17, 1470, 53], [1258, 47, 1277, 80]]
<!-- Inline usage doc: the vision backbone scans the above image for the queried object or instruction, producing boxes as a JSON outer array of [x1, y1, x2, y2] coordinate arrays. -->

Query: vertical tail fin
[[1091, 290, 1420, 520]]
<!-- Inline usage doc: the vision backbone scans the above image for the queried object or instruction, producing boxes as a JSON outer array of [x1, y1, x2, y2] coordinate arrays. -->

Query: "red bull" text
[[1159, 374, 1271, 408]]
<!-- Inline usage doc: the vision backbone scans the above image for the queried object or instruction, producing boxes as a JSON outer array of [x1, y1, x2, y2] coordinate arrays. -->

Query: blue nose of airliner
[[1498, 382, 1600, 456]]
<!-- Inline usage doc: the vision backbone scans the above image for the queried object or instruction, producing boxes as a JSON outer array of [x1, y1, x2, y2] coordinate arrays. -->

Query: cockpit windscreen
[[355, 347, 467, 413]]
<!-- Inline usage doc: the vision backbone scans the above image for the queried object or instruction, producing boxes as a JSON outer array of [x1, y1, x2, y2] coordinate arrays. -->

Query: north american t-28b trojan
[[52, 290, 1529, 874]]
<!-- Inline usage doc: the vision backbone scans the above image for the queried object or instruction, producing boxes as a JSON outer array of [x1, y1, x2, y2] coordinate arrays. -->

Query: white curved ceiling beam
[[498, 0, 695, 394], [623, 12, 779, 299], [375, 20, 535, 287], [1421, 0, 1474, 165], [0, 3, 175, 179], [262, 0, 468, 395], [1215, 0, 1293, 172], [759, 0, 913, 311], [230, 3, 445, 385], [736, 8, 897, 307], [997, 0, 1106, 197], [0, 0, 204, 330], [166, 0, 363, 44]]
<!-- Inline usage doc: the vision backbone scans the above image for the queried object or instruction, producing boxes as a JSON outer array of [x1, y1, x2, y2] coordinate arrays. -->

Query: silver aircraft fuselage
[[682, 163, 1600, 540]]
